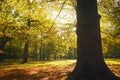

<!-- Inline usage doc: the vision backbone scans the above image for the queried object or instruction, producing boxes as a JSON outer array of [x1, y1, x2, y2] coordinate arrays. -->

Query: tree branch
[[47, 0, 67, 32]]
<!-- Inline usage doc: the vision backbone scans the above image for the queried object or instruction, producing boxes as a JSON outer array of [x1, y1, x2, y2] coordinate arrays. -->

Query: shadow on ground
[[0, 64, 74, 80], [0, 64, 120, 80]]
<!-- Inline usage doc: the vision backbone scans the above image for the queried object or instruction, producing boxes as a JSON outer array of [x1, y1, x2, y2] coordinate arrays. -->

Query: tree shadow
[[0, 64, 75, 80]]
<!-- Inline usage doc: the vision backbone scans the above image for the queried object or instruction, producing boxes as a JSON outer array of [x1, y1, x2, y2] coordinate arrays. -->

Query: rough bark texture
[[66, 0, 120, 80]]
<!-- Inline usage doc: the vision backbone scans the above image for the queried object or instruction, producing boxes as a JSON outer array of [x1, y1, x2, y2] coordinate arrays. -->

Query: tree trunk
[[54, 53, 57, 60], [33, 42, 38, 60], [0, 36, 11, 62], [0, 42, 6, 62], [42, 44, 45, 60], [39, 39, 43, 60], [66, 0, 120, 80], [22, 40, 29, 63]]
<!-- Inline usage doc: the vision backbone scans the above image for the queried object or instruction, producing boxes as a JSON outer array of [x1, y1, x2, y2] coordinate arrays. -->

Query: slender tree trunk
[[54, 53, 57, 60], [0, 36, 11, 62], [0, 41, 7, 51], [0, 43, 5, 62], [39, 33, 44, 60], [33, 42, 38, 60], [0, 35, 10, 51], [42, 44, 45, 60], [67, 0, 120, 80], [22, 40, 29, 63], [39, 40, 43, 60]]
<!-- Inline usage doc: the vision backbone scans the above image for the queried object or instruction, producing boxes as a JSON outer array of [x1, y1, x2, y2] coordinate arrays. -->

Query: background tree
[[98, 0, 120, 58], [0, 0, 77, 62]]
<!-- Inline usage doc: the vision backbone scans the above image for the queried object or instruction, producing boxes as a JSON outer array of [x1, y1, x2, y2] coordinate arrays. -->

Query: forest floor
[[0, 59, 120, 80]]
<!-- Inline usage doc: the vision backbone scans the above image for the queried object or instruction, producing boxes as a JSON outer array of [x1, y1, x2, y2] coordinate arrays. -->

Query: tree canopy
[[0, 0, 119, 61]]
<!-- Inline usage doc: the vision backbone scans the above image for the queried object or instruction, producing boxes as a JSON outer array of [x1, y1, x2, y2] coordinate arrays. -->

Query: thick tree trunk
[[22, 40, 29, 63], [67, 0, 120, 80]]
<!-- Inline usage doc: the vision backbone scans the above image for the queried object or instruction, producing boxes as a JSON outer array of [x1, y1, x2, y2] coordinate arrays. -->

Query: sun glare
[[50, 7, 76, 25]]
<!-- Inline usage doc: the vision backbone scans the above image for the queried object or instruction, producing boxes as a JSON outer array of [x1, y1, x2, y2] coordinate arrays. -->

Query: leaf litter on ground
[[0, 59, 120, 80]]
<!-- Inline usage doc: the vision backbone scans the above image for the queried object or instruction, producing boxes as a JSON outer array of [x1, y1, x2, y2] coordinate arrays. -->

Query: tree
[[67, 0, 120, 80], [0, 0, 77, 61], [98, 0, 120, 58], [0, 0, 17, 61]]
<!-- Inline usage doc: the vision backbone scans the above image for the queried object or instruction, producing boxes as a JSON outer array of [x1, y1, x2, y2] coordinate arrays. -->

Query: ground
[[0, 59, 120, 80]]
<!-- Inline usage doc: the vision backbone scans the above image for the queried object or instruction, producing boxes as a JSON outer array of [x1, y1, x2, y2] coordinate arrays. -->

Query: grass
[[0, 58, 120, 80], [105, 58, 120, 65], [105, 58, 120, 77], [0, 60, 76, 70]]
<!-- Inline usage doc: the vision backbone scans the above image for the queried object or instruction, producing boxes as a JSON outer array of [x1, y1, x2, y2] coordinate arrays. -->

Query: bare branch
[[47, 0, 67, 32]]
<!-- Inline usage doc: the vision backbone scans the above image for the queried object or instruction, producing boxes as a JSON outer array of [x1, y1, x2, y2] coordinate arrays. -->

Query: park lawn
[[0, 59, 120, 80]]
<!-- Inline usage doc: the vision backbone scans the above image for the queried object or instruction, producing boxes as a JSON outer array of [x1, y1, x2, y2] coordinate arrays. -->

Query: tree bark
[[66, 0, 120, 80], [22, 40, 29, 63], [39, 36, 43, 60], [0, 36, 11, 62], [33, 42, 38, 60], [54, 53, 57, 60], [42, 43, 45, 60], [0, 41, 6, 62]]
